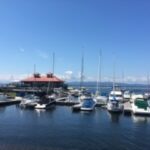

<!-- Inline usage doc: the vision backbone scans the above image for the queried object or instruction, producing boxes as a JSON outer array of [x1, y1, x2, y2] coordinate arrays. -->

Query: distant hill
[[67, 81, 148, 88]]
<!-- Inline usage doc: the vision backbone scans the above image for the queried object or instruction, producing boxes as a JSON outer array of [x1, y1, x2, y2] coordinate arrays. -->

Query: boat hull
[[107, 102, 124, 113], [35, 100, 55, 109], [132, 104, 150, 115]]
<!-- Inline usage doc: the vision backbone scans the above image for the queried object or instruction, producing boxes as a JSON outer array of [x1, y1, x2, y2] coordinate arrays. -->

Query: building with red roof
[[21, 73, 64, 89]]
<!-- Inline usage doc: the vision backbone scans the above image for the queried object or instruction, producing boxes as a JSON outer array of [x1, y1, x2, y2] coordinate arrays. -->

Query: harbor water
[[0, 105, 150, 150]]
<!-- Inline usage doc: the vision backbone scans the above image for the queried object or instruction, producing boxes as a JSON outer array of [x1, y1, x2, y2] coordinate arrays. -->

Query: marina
[[1, 0, 150, 149], [0, 77, 150, 150]]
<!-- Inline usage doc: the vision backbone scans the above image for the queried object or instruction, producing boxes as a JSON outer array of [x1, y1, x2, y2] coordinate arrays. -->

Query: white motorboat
[[131, 98, 150, 115], [130, 93, 143, 103], [123, 91, 131, 101], [107, 99, 124, 113], [35, 96, 55, 109], [19, 95, 39, 108], [94, 94, 107, 105]]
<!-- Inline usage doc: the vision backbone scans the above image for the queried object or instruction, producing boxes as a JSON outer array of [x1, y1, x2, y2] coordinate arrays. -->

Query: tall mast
[[80, 52, 84, 90], [122, 71, 124, 89], [52, 52, 55, 75], [96, 50, 102, 95], [33, 64, 36, 93], [113, 60, 116, 92], [34, 64, 36, 75], [147, 73, 150, 93], [47, 52, 55, 94]]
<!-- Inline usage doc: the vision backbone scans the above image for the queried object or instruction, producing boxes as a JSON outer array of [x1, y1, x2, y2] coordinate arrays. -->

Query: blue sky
[[0, 0, 150, 83]]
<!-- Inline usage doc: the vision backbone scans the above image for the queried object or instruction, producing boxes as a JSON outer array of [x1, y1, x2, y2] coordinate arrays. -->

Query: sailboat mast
[[80, 53, 84, 90], [147, 73, 150, 93], [96, 50, 102, 95], [33, 64, 36, 94], [47, 52, 55, 94], [113, 61, 115, 92], [122, 71, 124, 89], [52, 52, 55, 75]]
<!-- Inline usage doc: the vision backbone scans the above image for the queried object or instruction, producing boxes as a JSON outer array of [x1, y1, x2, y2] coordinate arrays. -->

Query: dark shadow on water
[[0, 107, 6, 113], [108, 112, 122, 123]]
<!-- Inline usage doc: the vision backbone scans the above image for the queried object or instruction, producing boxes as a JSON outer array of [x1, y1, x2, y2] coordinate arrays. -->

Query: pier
[[55, 97, 106, 107], [0, 99, 21, 106]]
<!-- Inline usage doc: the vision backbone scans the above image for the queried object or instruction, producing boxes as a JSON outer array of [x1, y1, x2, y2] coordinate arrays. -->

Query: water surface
[[0, 105, 150, 150]]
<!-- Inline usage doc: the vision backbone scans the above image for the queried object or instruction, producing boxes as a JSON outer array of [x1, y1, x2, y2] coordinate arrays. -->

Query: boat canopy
[[82, 98, 95, 108], [134, 98, 149, 110]]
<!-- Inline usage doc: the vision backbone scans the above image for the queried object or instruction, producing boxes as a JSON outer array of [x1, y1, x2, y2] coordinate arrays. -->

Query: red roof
[[22, 75, 64, 83]]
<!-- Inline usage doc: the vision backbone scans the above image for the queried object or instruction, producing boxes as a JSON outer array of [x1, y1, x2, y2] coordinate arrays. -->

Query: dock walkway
[[0, 99, 21, 106]]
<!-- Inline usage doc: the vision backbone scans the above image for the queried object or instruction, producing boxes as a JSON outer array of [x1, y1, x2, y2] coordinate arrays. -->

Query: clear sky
[[0, 0, 150, 83]]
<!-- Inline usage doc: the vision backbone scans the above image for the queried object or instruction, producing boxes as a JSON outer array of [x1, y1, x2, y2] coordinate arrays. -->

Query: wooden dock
[[0, 99, 21, 106], [55, 97, 106, 107]]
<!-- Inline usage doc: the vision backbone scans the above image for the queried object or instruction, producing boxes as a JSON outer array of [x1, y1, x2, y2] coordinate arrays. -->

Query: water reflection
[[108, 112, 121, 123], [0, 107, 6, 113], [132, 115, 150, 124], [35, 109, 46, 117]]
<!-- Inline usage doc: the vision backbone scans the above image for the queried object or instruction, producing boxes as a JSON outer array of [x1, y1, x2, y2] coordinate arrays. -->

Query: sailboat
[[144, 73, 150, 99], [107, 59, 124, 112], [35, 53, 56, 109], [72, 53, 96, 111], [94, 50, 107, 105]]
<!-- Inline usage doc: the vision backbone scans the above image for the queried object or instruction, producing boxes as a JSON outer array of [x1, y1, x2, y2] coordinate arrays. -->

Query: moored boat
[[107, 98, 124, 113], [109, 90, 123, 102], [131, 98, 150, 115], [19, 94, 39, 108], [35, 95, 55, 109], [80, 98, 96, 111], [123, 91, 131, 101]]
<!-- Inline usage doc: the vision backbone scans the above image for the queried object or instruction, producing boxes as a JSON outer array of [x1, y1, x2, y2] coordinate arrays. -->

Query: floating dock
[[56, 97, 80, 106], [55, 97, 106, 107], [0, 99, 21, 106]]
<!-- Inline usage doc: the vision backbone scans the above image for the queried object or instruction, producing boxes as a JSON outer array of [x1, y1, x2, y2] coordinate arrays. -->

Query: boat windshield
[[110, 94, 122, 97]]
